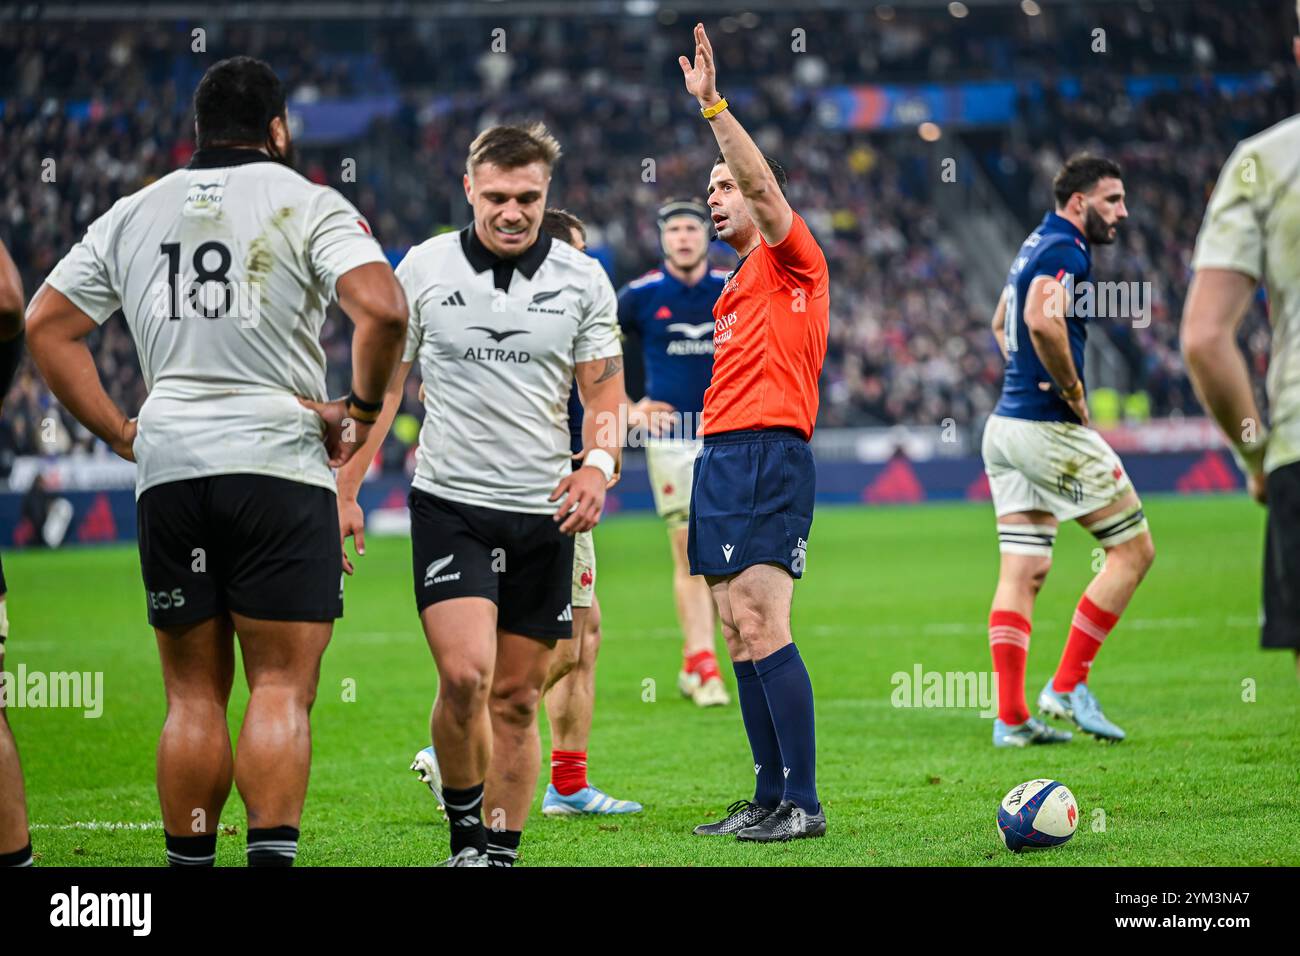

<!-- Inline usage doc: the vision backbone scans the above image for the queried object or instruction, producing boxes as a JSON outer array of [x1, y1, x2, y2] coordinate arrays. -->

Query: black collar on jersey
[[188, 147, 280, 169], [726, 251, 753, 284], [460, 223, 552, 292]]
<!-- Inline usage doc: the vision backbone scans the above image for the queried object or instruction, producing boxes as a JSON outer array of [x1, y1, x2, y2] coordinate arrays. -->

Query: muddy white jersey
[[46, 148, 389, 496]]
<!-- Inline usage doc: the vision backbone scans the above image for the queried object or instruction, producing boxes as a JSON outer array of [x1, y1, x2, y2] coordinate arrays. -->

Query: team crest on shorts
[[1057, 474, 1084, 504]]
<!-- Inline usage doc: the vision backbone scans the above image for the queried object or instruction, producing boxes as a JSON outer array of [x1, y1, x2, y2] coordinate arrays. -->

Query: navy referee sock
[[165, 832, 217, 867], [754, 643, 819, 812], [247, 825, 299, 867], [733, 659, 785, 808]]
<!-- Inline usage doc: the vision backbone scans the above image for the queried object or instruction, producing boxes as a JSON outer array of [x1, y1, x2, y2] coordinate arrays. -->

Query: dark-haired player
[[0, 239, 31, 867], [26, 56, 408, 865], [983, 154, 1154, 747], [679, 24, 830, 842]]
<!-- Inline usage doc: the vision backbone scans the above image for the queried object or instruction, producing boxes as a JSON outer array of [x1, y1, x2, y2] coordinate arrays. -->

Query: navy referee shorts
[[687, 427, 815, 579]]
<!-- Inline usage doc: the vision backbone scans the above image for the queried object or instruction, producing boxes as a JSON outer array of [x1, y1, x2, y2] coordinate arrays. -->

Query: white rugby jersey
[[1192, 115, 1300, 475], [398, 225, 622, 513], [46, 148, 389, 497]]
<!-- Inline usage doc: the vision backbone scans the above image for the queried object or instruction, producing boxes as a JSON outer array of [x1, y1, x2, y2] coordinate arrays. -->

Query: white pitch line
[[30, 821, 163, 831]]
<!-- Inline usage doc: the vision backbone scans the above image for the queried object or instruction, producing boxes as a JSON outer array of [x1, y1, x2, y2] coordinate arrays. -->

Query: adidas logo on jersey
[[424, 554, 461, 586], [556, 604, 573, 622], [441, 291, 467, 307]]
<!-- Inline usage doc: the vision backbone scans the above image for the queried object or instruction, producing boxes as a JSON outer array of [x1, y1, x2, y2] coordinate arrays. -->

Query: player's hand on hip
[[550, 466, 607, 534], [111, 418, 138, 462], [628, 398, 676, 438], [1066, 394, 1091, 427], [679, 22, 720, 106], [1249, 471, 1268, 505], [338, 497, 366, 575], [298, 396, 372, 468], [1051, 380, 1090, 428]]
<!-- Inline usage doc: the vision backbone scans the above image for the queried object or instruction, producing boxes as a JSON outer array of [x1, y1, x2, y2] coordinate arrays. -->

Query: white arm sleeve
[[45, 205, 122, 324]]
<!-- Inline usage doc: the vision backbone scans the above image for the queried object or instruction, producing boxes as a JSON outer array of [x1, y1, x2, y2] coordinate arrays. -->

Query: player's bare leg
[[232, 613, 332, 865], [988, 510, 1071, 747], [544, 604, 595, 749], [422, 598, 497, 787], [484, 629, 555, 865], [0, 592, 32, 865], [672, 526, 728, 705], [0, 718, 28, 865], [1038, 491, 1154, 741], [154, 614, 236, 865], [991, 511, 1057, 620], [1077, 492, 1156, 617], [542, 606, 585, 697], [419, 596, 496, 865], [541, 599, 644, 816]]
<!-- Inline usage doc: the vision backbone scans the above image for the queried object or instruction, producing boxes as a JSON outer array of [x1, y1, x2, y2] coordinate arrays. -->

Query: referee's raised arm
[[679, 22, 792, 247]]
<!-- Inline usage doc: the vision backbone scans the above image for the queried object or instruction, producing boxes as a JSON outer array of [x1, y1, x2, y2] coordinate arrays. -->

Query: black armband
[[346, 389, 383, 424]]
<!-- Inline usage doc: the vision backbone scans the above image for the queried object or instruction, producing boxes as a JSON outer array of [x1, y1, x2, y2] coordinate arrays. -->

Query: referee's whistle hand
[[549, 468, 607, 535]]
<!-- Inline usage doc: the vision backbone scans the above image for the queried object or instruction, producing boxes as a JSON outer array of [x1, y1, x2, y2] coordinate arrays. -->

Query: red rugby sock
[[550, 749, 588, 796], [989, 610, 1032, 725], [685, 649, 722, 683], [1053, 595, 1119, 692]]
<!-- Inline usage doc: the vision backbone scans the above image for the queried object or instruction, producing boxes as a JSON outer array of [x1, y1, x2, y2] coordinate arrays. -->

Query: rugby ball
[[998, 778, 1078, 852]]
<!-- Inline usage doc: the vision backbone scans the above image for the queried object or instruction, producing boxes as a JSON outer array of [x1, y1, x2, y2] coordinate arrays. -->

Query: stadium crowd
[[0, 0, 1293, 469]]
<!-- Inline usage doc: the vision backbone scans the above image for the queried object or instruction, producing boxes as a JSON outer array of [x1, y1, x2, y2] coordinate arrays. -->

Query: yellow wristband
[[700, 96, 729, 120]]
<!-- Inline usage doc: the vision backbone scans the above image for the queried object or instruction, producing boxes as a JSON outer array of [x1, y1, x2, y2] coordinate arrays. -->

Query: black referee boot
[[735, 800, 827, 842]]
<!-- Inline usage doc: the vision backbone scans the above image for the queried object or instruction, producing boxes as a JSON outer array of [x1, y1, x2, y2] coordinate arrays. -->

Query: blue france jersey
[[993, 212, 1093, 423], [618, 265, 728, 438]]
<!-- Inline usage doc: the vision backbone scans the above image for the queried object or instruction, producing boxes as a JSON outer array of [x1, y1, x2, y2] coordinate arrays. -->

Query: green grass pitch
[[4, 493, 1298, 866]]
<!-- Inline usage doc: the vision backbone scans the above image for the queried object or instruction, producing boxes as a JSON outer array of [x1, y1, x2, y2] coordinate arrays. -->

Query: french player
[[983, 155, 1156, 747], [680, 24, 831, 842], [618, 198, 732, 708]]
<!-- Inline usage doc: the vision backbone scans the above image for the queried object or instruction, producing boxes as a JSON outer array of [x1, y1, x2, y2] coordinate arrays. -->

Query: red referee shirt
[[701, 212, 829, 440]]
